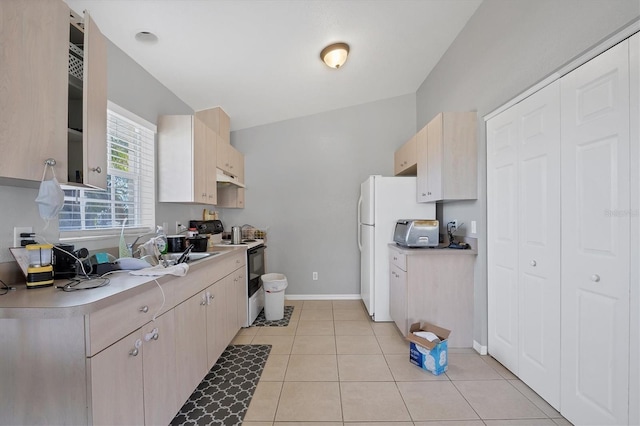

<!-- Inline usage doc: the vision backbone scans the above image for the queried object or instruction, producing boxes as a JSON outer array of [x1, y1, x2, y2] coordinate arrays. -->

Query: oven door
[[247, 244, 265, 297]]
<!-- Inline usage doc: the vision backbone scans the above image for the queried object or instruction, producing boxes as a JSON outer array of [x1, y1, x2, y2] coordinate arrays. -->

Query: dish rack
[[241, 225, 267, 240], [69, 42, 83, 80]]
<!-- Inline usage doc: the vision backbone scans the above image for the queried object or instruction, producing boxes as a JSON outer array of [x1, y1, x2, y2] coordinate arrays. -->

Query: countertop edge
[[0, 245, 248, 318]]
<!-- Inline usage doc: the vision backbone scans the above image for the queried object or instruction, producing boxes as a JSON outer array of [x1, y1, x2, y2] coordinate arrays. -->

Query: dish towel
[[130, 263, 189, 277]]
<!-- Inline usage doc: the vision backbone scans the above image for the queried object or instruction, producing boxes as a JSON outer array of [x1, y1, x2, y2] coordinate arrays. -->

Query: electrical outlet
[[449, 220, 458, 231], [13, 226, 33, 247], [312, 272, 318, 281], [175, 221, 183, 234], [471, 220, 477, 234]]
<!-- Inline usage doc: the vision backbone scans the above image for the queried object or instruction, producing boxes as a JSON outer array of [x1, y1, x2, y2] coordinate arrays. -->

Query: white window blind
[[59, 108, 155, 234]]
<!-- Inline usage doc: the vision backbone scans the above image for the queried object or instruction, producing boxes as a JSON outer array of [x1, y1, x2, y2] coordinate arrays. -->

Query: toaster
[[393, 219, 439, 248]]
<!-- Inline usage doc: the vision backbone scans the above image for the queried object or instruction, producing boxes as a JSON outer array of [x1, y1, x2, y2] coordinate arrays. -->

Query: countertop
[[0, 245, 247, 318], [389, 238, 478, 255]]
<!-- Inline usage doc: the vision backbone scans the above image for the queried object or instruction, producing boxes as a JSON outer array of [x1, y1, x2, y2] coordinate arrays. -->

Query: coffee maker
[[53, 244, 88, 279]]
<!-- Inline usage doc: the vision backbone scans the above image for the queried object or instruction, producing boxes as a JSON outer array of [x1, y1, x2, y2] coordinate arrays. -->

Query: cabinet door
[[426, 114, 443, 201], [82, 12, 107, 189], [487, 103, 520, 374], [142, 311, 178, 426], [217, 140, 230, 172], [89, 330, 144, 426], [0, 0, 68, 182], [229, 145, 244, 180], [226, 272, 240, 342], [416, 126, 429, 201], [206, 282, 227, 366], [174, 292, 209, 404], [193, 117, 208, 203], [236, 268, 248, 329], [560, 39, 630, 426], [517, 80, 561, 409], [205, 129, 218, 204], [395, 135, 417, 176], [389, 262, 408, 336]]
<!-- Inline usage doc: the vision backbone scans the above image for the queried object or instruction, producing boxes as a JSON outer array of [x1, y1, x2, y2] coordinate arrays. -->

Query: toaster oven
[[393, 219, 439, 248]]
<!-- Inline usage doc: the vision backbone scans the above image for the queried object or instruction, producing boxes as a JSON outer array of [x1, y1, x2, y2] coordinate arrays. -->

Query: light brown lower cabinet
[[388, 244, 476, 348], [89, 310, 178, 426], [0, 250, 247, 426]]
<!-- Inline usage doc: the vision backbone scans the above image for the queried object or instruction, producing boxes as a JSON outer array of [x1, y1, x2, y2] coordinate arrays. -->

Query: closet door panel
[[629, 31, 639, 426], [517, 81, 561, 409], [561, 39, 630, 426], [487, 111, 519, 373]]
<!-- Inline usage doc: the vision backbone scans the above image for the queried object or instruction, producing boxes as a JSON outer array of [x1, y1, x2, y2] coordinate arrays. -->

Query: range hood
[[216, 168, 245, 188]]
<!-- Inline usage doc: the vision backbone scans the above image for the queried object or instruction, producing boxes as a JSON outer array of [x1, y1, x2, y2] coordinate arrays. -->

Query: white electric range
[[213, 238, 266, 327]]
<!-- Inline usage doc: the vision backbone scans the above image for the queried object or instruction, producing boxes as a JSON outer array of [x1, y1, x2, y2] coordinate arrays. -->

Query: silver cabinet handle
[[530, 260, 537, 267], [153, 332, 159, 340], [130, 339, 142, 356], [591, 274, 601, 282], [139, 306, 149, 313], [90, 166, 102, 173]]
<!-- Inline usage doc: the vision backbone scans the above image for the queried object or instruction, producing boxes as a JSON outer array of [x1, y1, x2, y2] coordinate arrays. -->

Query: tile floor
[[232, 300, 572, 426]]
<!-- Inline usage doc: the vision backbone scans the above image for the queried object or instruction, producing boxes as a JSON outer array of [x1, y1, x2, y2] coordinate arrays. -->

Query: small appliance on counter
[[393, 219, 439, 248], [26, 244, 54, 288], [188, 219, 223, 250], [53, 244, 89, 279]]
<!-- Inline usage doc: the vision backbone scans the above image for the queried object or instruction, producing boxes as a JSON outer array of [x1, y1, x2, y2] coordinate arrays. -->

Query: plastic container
[[26, 244, 53, 267], [261, 273, 288, 320], [156, 226, 168, 254]]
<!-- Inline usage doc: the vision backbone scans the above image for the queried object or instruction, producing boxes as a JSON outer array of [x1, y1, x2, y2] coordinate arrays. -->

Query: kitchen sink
[[165, 251, 222, 264]]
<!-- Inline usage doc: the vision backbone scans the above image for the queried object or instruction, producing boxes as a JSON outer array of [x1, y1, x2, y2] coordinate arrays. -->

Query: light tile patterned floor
[[234, 299, 572, 425]]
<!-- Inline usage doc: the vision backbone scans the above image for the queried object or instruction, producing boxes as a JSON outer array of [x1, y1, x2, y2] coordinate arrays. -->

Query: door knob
[[591, 274, 601, 282], [530, 260, 537, 267]]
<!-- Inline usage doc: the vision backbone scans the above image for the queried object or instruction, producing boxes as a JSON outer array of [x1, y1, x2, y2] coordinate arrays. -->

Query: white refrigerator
[[357, 175, 436, 321]]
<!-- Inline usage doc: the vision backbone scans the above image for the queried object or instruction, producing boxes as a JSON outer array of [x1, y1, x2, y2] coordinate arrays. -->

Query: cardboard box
[[407, 322, 451, 375]]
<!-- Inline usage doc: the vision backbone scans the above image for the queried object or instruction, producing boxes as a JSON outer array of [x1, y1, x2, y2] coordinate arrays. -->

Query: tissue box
[[407, 322, 451, 375]]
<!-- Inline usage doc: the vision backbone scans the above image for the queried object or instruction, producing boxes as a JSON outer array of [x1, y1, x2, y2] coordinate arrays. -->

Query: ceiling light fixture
[[320, 42, 350, 69]]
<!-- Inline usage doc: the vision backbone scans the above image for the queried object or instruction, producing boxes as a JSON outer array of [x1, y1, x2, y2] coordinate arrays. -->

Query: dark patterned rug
[[171, 344, 271, 426], [252, 305, 294, 327]]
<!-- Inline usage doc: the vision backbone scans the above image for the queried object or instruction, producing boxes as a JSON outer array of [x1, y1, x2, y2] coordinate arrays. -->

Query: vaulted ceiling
[[65, 0, 482, 131]]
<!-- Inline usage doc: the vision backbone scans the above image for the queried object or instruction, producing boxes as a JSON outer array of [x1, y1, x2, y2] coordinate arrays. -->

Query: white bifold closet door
[[560, 38, 630, 426], [487, 80, 561, 408]]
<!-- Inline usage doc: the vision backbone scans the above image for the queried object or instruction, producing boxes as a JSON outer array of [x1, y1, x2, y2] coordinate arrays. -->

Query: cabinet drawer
[[86, 287, 164, 356], [389, 250, 407, 271]]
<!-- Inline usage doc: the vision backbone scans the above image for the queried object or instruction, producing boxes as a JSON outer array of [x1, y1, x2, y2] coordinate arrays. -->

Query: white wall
[[220, 94, 416, 296], [415, 0, 640, 346]]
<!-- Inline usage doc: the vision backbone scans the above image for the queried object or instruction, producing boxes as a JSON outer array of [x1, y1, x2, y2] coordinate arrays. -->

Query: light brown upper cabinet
[[67, 10, 108, 189], [0, 2, 107, 188], [216, 141, 244, 181], [195, 107, 230, 143], [394, 134, 417, 176], [416, 112, 477, 202], [0, 0, 69, 183], [157, 115, 217, 205]]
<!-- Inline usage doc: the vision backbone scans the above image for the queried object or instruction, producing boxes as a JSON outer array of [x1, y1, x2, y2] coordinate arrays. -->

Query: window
[[60, 104, 155, 236]]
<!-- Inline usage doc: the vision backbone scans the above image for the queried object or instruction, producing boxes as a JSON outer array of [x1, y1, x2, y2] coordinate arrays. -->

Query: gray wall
[[415, 0, 640, 346], [220, 94, 416, 296]]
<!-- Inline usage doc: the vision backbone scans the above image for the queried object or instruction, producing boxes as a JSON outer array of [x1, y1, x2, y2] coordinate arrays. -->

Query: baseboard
[[473, 340, 488, 355], [285, 294, 361, 301]]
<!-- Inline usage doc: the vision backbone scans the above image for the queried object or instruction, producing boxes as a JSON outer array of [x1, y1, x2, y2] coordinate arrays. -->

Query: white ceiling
[[64, 0, 482, 131]]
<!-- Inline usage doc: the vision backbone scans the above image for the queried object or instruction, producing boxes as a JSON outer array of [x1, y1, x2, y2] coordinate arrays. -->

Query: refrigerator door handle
[[357, 195, 363, 252]]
